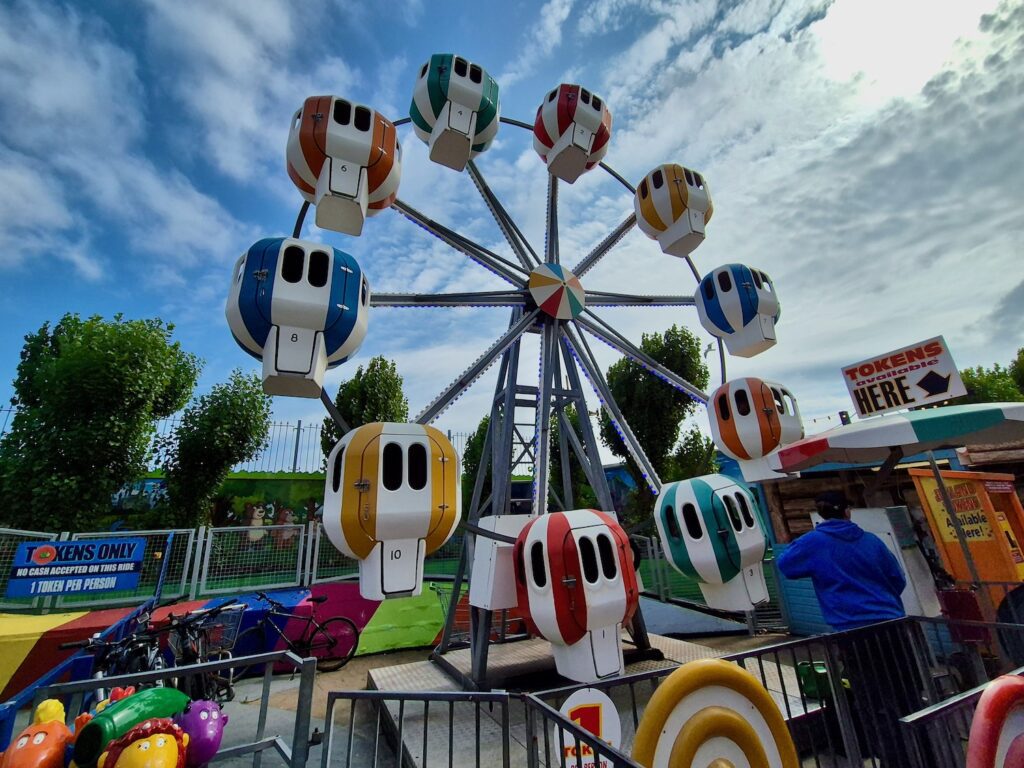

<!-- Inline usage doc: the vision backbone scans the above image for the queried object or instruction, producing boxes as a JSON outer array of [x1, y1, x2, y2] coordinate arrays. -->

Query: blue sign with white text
[[5, 538, 146, 598]]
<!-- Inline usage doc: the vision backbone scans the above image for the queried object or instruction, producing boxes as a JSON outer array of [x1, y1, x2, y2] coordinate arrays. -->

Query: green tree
[[1009, 347, 1024, 395], [461, 415, 490, 512], [320, 356, 409, 456], [549, 405, 598, 510], [959, 363, 1024, 404], [599, 324, 712, 523], [160, 370, 271, 527], [0, 314, 200, 531]]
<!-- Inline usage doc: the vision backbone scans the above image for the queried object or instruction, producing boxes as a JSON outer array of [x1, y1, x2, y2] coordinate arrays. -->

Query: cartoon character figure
[[174, 702, 228, 768], [0, 700, 73, 768], [272, 508, 297, 548], [245, 505, 267, 544], [97, 719, 188, 768]]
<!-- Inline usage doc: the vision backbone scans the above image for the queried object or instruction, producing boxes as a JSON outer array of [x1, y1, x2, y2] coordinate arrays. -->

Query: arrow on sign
[[917, 371, 952, 397]]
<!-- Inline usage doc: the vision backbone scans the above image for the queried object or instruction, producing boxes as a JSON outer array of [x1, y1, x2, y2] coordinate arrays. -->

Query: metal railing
[[321, 690, 513, 768], [899, 663, 1024, 768], [519, 617, 1024, 768], [29, 651, 316, 768]]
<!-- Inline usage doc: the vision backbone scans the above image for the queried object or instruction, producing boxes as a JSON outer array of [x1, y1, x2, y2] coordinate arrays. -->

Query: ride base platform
[[361, 633, 815, 767]]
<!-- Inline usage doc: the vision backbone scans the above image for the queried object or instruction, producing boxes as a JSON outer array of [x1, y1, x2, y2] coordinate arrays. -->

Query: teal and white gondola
[[654, 474, 769, 612], [410, 54, 500, 171]]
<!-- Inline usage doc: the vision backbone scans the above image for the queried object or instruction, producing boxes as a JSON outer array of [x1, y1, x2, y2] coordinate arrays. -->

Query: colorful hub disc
[[528, 263, 585, 320]]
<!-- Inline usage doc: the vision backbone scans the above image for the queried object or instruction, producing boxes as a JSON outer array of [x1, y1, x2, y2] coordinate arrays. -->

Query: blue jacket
[[776, 519, 907, 631]]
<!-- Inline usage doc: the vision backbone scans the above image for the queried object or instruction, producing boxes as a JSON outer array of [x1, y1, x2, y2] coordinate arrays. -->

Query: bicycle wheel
[[306, 617, 359, 672], [229, 626, 269, 682]]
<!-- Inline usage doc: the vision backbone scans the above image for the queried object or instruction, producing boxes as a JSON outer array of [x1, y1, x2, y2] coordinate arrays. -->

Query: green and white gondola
[[410, 54, 500, 171], [654, 474, 770, 612]]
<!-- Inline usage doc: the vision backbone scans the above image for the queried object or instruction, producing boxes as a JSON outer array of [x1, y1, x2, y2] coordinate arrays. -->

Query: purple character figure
[[173, 701, 228, 767]]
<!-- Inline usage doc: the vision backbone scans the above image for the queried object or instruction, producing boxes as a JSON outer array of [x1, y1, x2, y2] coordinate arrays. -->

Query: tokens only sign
[[841, 335, 966, 417], [557, 688, 621, 768], [6, 538, 145, 598]]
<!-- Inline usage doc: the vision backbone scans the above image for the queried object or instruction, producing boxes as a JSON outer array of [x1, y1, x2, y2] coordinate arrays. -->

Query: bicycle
[[162, 600, 244, 702], [59, 611, 167, 707], [231, 591, 358, 678]]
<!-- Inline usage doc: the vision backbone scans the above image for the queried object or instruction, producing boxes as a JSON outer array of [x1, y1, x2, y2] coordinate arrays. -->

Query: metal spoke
[[717, 338, 728, 385], [414, 309, 540, 424], [577, 311, 709, 403], [584, 290, 694, 307], [557, 336, 615, 510], [563, 323, 662, 493], [371, 291, 526, 308], [572, 214, 636, 278], [533, 322, 557, 515], [545, 175, 559, 265], [467, 160, 540, 270], [598, 161, 636, 194], [392, 199, 527, 285]]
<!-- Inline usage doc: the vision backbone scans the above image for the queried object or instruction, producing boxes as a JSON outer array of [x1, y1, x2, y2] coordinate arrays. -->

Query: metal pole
[[928, 451, 996, 620], [291, 419, 302, 473], [533, 322, 555, 515]]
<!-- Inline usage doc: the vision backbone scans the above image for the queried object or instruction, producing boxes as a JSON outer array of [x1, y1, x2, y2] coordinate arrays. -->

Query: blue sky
[[0, 0, 1021, 447]]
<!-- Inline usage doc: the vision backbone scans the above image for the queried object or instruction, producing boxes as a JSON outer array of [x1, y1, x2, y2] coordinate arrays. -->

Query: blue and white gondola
[[695, 264, 780, 358], [226, 237, 369, 398]]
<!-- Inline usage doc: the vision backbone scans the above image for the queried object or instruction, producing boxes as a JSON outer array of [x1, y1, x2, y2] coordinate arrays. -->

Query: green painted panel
[[357, 588, 443, 654]]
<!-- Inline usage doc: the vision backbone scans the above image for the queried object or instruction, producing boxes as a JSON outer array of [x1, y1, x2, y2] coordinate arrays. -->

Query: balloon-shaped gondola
[[635, 163, 713, 257], [226, 237, 369, 398], [410, 54, 500, 171], [322, 422, 460, 601], [513, 509, 638, 682], [655, 474, 769, 611], [695, 264, 780, 358], [286, 96, 401, 236], [533, 83, 612, 183]]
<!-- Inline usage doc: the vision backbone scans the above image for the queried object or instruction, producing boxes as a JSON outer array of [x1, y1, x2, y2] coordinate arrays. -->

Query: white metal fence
[[0, 524, 465, 611]]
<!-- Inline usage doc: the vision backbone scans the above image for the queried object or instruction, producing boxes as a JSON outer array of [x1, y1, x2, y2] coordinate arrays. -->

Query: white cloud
[[499, 0, 576, 87]]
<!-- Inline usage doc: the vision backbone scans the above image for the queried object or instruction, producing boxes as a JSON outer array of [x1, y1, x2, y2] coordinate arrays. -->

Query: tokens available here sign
[[842, 335, 967, 417], [6, 538, 145, 598]]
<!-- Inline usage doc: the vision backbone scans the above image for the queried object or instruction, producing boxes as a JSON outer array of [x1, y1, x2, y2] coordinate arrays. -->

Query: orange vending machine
[[909, 469, 1024, 612]]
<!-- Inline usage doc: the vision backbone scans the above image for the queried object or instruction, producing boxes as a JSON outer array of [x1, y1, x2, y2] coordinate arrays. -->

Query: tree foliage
[[549, 405, 598, 510], [461, 415, 490, 512], [320, 356, 409, 456], [0, 314, 200, 531], [959, 361, 1024, 404], [1009, 348, 1024, 396], [160, 370, 271, 528], [599, 324, 713, 522]]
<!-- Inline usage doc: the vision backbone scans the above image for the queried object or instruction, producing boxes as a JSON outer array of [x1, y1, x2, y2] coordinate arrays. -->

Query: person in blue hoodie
[[778, 490, 918, 766], [776, 489, 906, 630]]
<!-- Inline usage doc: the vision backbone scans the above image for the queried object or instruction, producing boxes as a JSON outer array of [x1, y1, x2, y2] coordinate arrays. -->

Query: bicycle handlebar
[[58, 639, 91, 650]]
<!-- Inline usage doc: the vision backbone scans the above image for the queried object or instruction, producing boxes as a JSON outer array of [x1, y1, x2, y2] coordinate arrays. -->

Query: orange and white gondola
[[708, 377, 790, 461], [532, 84, 612, 184], [225, 237, 369, 398], [322, 422, 460, 601], [695, 264, 780, 358], [634, 163, 713, 258], [632, 658, 799, 768], [513, 509, 639, 682], [655, 474, 770, 612], [966, 674, 1024, 768], [286, 95, 401, 236], [410, 54, 500, 171], [763, 379, 804, 445]]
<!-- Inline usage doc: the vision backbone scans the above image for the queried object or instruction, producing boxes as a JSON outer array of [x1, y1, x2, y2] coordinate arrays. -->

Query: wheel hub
[[528, 263, 585, 320]]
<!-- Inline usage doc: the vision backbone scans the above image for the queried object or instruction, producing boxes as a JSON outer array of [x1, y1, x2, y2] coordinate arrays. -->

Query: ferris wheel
[[226, 53, 795, 688]]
